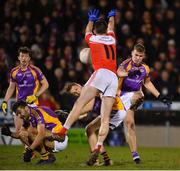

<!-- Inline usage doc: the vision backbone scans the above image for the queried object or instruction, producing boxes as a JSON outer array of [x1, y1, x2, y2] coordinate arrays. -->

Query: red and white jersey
[[85, 31, 117, 73]]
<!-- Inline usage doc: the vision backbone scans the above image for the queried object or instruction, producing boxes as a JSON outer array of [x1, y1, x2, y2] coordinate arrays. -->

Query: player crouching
[[1, 101, 68, 165]]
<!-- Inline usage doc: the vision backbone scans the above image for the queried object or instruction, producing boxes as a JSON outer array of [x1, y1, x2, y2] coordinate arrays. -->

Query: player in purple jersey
[[1, 101, 68, 165], [117, 43, 172, 163], [1, 47, 49, 134]]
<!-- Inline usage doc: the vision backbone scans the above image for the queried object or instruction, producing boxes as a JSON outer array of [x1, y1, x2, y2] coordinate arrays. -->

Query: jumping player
[[57, 9, 118, 163]]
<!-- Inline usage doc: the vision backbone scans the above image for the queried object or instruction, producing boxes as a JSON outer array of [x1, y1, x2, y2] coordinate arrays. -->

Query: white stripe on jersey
[[89, 35, 115, 45]]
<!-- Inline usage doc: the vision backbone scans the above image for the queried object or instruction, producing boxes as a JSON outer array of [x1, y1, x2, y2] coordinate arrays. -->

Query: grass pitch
[[0, 143, 180, 170]]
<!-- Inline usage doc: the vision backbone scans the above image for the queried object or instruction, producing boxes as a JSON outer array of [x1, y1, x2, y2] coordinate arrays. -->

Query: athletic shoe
[[86, 151, 99, 166], [132, 151, 141, 164], [36, 153, 56, 165]]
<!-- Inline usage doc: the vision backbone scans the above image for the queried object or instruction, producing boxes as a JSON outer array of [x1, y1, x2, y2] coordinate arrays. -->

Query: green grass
[[0, 143, 180, 170]]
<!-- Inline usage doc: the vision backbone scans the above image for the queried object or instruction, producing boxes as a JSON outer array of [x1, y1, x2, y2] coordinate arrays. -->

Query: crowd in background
[[0, 0, 179, 111]]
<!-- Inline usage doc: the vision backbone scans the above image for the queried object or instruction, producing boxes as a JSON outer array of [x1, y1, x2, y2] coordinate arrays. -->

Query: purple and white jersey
[[10, 65, 44, 102], [119, 59, 150, 95]]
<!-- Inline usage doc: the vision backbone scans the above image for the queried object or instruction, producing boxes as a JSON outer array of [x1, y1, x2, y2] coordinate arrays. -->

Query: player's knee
[[53, 136, 68, 152], [125, 119, 134, 129], [85, 125, 94, 136]]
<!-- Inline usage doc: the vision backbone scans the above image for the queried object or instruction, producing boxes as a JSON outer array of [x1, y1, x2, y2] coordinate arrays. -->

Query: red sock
[[94, 145, 101, 153], [59, 127, 68, 135]]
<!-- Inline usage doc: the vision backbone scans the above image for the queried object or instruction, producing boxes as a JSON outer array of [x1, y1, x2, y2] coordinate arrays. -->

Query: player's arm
[[29, 123, 45, 150], [117, 65, 128, 77], [143, 77, 160, 98], [85, 9, 99, 34], [4, 81, 16, 101], [1, 81, 16, 114], [107, 10, 116, 32], [1, 125, 26, 139], [144, 77, 172, 105], [36, 77, 49, 97], [26, 67, 49, 103], [85, 21, 94, 34]]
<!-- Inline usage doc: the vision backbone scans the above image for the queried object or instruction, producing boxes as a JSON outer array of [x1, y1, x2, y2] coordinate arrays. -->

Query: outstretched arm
[[85, 9, 99, 34], [85, 21, 94, 34], [107, 9, 116, 32], [144, 77, 160, 98]]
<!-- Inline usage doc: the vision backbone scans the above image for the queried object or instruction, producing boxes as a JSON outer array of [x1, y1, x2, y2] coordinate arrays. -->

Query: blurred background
[[0, 0, 179, 147]]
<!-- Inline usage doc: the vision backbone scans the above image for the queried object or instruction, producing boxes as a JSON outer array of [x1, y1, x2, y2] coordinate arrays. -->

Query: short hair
[[63, 82, 79, 94], [12, 100, 27, 113], [18, 46, 31, 57], [94, 19, 107, 34], [133, 43, 145, 53]]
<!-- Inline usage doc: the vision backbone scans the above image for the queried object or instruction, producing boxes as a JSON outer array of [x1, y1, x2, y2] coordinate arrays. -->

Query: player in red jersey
[[57, 9, 118, 160]]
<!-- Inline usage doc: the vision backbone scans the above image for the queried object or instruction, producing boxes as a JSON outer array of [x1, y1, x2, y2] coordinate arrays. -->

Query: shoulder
[[10, 66, 20, 74], [10, 66, 20, 78], [29, 65, 42, 72], [141, 63, 150, 73]]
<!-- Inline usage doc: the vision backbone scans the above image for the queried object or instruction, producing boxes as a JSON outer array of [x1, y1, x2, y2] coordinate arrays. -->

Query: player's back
[[85, 32, 117, 73]]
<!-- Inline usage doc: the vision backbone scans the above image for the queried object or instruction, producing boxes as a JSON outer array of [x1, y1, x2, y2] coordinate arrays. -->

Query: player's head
[[12, 100, 30, 120], [64, 82, 82, 96], [93, 19, 107, 35], [131, 43, 145, 65], [18, 46, 31, 67]]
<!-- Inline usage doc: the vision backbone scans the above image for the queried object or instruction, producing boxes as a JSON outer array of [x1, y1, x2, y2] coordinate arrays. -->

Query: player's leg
[[86, 115, 113, 166], [60, 86, 99, 134], [124, 109, 139, 161], [26, 127, 56, 165], [96, 96, 115, 150], [87, 96, 115, 166], [86, 116, 101, 152]]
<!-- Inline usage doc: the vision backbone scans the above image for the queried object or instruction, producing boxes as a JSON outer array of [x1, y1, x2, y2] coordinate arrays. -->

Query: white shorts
[[120, 92, 135, 111], [53, 135, 68, 152], [85, 68, 118, 98], [109, 110, 127, 130], [98, 110, 127, 130]]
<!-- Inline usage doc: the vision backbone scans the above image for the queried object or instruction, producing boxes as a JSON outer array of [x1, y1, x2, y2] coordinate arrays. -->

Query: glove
[[1, 101, 7, 114], [157, 94, 172, 105], [107, 9, 116, 18], [128, 70, 141, 78], [23, 147, 33, 162], [88, 9, 99, 22], [1, 125, 12, 136], [26, 95, 37, 104]]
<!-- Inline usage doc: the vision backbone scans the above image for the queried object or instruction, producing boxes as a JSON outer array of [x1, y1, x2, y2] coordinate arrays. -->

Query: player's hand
[[157, 94, 172, 106], [128, 70, 141, 78], [1, 124, 12, 136], [1, 101, 7, 115], [107, 9, 116, 18], [88, 9, 99, 22], [26, 95, 37, 104], [23, 147, 33, 162]]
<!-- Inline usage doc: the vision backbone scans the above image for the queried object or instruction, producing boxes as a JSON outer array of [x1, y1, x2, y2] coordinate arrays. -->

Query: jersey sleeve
[[10, 69, 17, 82], [85, 32, 93, 44], [120, 58, 132, 70], [31, 65, 44, 81], [107, 31, 115, 38]]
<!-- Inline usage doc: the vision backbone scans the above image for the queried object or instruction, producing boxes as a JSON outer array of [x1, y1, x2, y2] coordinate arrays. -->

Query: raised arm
[[85, 9, 99, 34], [107, 9, 116, 32]]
